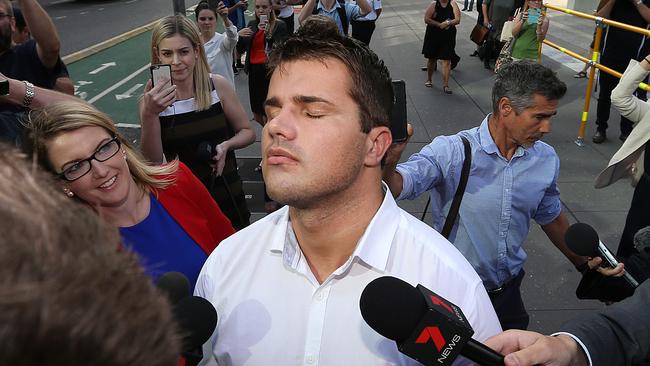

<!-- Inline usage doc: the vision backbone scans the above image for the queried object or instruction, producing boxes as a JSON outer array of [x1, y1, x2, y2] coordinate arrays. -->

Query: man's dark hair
[[268, 19, 393, 133], [0, 143, 181, 366], [492, 61, 567, 115]]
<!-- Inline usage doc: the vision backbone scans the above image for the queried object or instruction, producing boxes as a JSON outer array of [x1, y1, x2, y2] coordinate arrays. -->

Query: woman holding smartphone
[[140, 15, 255, 230], [238, 0, 288, 126], [25, 101, 235, 288], [510, 0, 549, 61]]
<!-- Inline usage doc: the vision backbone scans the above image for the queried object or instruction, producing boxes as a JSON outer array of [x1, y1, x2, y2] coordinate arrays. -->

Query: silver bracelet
[[22, 81, 34, 107]]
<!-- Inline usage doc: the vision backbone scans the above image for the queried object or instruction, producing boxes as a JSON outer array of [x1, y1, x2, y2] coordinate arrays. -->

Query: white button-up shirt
[[195, 186, 501, 365]]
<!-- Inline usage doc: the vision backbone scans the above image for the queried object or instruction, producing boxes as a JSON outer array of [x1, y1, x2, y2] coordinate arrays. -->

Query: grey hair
[[492, 61, 567, 115]]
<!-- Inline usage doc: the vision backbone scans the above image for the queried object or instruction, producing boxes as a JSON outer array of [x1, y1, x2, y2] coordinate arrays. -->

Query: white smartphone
[[259, 14, 268, 30], [150, 64, 172, 87]]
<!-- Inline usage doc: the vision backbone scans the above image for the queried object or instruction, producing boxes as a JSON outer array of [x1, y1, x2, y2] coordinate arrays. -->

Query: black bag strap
[[440, 135, 472, 239]]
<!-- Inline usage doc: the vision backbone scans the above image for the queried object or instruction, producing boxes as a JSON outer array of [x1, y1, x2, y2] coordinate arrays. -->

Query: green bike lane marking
[[67, 9, 252, 126]]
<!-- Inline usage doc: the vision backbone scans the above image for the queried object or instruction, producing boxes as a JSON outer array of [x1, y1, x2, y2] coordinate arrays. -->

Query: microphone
[[174, 296, 218, 353], [634, 226, 650, 254], [565, 222, 640, 288], [156, 271, 191, 305], [359, 276, 504, 366], [196, 141, 217, 162]]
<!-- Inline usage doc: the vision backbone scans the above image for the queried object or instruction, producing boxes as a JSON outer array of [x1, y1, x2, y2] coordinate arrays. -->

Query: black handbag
[[421, 136, 472, 239]]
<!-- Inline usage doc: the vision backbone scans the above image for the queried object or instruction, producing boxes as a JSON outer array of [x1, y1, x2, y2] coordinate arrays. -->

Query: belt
[[487, 270, 523, 296]]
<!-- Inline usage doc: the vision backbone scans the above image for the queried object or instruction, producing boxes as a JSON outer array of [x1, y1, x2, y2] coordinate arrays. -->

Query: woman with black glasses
[[25, 100, 235, 289]]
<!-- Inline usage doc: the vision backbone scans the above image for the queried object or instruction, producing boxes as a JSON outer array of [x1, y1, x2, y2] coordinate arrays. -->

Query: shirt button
[[316, 292, 323, 301], [307, 355, 314, 363]]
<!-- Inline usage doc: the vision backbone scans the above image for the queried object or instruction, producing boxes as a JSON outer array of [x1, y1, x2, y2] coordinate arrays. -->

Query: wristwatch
[[0, 76, 8, 96], [22, 81, 34, 107]]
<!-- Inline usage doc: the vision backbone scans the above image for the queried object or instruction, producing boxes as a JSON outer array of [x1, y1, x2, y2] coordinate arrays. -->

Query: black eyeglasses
[[58, 137, 122, 182]]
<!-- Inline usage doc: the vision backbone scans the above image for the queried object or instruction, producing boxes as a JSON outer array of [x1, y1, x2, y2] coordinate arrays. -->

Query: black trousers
[[596, 56, 635, 135], [351, 20, 376, 46], [618, 171, 650, 258], [488, 269, 529, 330]]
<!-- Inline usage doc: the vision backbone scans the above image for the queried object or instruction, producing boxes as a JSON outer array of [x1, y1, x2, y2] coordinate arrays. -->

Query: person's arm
[[450, 1, 461, 25], [595, 0, 616, 17], [541, 212, 589, 267], [536, 15, 549, 41], [17, 0, 60, 69], [482, 0, 491, 26], [53, 77, 74, 95], [375, 0, 383, 18], [484, 330, 589, 366], [139, 79, 177, 164], [511, 10, 525, 36], [219, 3, 239, 52], [299, 0, 318, 24], [227, 0, 248, 14], [0, 75, 78, 108], [633, 0, 650, 23], [611, 58, 650, 126], [210, 74, 255, 176], [356, 0, 373, 16], [424, 1, 441, 27]]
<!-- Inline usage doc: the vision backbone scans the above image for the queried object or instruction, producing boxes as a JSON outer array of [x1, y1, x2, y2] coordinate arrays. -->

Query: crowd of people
[[1, 0, 650, 365]]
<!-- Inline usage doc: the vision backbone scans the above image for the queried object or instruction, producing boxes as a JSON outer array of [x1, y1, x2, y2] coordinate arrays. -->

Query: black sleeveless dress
[[159, 85, 250, 230], [421, 1, 457, 60]]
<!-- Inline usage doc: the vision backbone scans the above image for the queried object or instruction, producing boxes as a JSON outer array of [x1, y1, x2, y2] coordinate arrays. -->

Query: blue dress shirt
[[315, 1, 361, 34], [396, 116, 562, 290]]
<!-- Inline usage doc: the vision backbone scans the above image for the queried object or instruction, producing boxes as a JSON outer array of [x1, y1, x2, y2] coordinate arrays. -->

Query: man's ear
[[364, 126, 392, 167], [498, 96, 516, 117]]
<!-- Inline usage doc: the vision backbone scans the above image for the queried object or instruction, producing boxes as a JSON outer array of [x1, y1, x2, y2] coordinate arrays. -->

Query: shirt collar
[[271, 183, 399, 273], [317, 0, 342, 12], [478, 114, 528, 159]]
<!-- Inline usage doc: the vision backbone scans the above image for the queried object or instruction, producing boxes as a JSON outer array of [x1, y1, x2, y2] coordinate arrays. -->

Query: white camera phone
[[150, 64, 172, 87]]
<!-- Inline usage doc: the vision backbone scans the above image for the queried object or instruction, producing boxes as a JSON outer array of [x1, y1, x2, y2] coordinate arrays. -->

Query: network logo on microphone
[[415, 326, 446, 350]]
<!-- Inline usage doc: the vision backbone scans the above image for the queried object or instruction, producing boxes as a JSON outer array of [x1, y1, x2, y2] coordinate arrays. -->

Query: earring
[[63, 189, 74, 198], [123, 150, 127, 160]]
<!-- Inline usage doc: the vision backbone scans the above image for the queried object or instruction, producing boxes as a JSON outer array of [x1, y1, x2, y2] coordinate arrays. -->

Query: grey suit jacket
[[561, 280, 650, 365], [595, 60, 649, 189]]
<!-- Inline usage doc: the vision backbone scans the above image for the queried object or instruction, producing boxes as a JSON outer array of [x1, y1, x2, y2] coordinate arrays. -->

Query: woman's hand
[[217, 1, 229, 18], [238, 27, 254, 38], [140, 79, 176, 118], [211, 142, 229, 176], [439, 19, 450, 29]]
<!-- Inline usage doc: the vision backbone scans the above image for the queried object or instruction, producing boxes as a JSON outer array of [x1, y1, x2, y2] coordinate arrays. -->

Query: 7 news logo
[[415, 326, 462, 363]]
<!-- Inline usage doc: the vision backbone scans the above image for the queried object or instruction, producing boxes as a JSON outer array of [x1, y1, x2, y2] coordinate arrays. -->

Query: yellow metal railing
[[541, 4, 650, 146]]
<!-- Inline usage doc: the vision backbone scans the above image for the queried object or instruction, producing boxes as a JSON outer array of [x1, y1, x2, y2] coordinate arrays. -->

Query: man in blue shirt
[[298, 0, 372, 35], [383, 61, 587, 331]]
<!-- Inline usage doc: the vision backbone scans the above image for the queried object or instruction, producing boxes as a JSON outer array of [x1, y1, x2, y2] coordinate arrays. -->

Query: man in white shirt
[[195, 25, 501, 366], [196, 1, 239, 87]]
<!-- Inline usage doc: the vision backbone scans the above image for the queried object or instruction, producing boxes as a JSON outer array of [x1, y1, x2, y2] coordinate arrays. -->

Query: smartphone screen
[[390, 80, 408, 143], [150, 64, 172, 87], [527, 8, 541, 25]]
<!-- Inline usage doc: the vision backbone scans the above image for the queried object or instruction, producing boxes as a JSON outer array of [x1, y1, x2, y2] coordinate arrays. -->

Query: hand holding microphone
[[565, 223, 640, 288], [359, 276, 504, 366]]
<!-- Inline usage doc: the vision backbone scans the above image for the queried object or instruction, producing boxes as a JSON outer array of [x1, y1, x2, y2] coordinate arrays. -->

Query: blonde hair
[[151, 15, 213, 111], [24, 100, 178, 191]]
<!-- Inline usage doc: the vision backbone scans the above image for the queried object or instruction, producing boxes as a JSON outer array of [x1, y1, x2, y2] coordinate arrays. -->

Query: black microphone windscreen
[[565, 222, 600, 257], [156, 272, 191, 305], [196, 141, 214, 162], [359, 276, 427, 342], [634, 226, 650, 253], [174, 296, 218, 352]]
